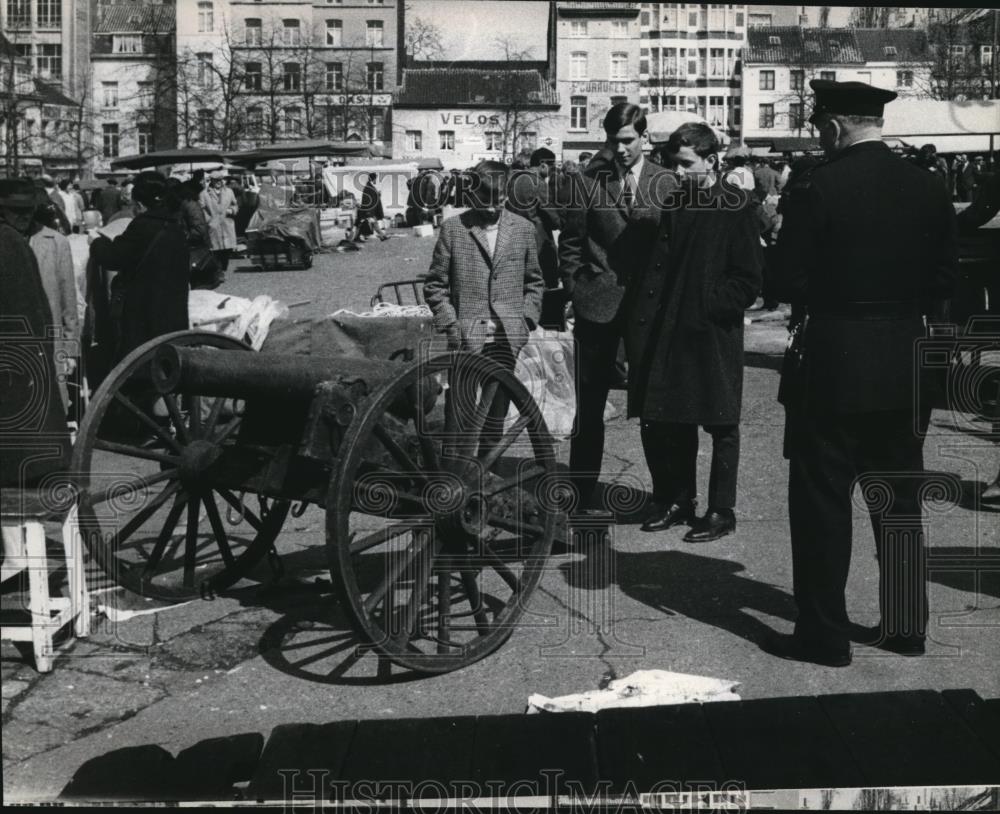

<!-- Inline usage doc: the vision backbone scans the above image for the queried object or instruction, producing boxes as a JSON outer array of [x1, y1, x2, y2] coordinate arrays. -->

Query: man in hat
[[766, 80, 958, 666]]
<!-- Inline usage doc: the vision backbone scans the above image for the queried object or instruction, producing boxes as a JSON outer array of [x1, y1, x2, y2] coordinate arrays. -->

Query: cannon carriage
[[72, 328, 561, 673]]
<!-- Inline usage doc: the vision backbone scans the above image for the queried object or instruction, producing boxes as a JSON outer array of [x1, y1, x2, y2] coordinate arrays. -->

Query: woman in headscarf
[[199, 170, 238, 282], [89, 171, 189, 362]]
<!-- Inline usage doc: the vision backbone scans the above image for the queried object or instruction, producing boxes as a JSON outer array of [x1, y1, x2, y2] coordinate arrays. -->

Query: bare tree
[[489, 37, 556, 161], [852, 788, 900, 810], [849, 8, 901, 28], [404, 12, 445, 62], [1, 31, 32, 175], [820, 789, 835, 810], [921, 8, 997, 100]]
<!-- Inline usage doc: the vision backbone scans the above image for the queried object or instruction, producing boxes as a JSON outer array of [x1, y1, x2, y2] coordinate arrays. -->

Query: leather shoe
[[761, 632, 852, 667], [640, 500, 696, 533], [683, 508, 736, 543], [849, 624, 926, 655]]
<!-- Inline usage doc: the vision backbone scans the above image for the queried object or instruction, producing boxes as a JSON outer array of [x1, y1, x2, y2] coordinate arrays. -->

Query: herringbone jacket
[[422, 209, 544, 354]]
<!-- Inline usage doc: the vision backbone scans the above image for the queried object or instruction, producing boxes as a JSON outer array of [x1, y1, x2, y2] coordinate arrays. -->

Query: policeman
[[765, 80, 959, 666]]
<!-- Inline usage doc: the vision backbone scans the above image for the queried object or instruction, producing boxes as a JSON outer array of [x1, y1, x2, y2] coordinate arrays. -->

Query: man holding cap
[[767, 80, 958, 666]]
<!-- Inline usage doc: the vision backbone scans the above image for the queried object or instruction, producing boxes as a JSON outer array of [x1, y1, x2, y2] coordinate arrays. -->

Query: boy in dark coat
[[626, 123, 762, 542]]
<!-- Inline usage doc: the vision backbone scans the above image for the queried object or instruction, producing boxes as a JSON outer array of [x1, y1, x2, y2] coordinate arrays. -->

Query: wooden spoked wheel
[[327, 351, 559, 673], [73, 331, 289, 602]]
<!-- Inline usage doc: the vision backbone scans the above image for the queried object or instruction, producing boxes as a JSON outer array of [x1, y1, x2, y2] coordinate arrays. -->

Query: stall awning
[[882, 99, 1000, 155], [744, 137, 821, 154], [226, 141, 386, 165]]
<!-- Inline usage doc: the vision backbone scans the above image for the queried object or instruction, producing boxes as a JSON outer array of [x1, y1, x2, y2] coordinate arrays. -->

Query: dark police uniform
[[770, 80, 958, 663]]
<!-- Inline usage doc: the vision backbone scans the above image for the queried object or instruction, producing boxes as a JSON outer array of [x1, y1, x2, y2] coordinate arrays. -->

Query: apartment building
[[1, 30, 79, 175], [555, 1, 641, 160], [90, 2, 176, 172], [637, 3, 747, 138], [0, 0, 90, 101], [175, 0, 399, 150], [741, 27, 932, 147]]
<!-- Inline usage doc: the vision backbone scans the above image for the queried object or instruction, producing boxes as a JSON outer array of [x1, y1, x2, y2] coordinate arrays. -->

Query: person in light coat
[[200, 170, 238, 282]]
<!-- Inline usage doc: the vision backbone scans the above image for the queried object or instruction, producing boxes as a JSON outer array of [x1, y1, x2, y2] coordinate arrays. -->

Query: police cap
[[807, 79, 897, 125]]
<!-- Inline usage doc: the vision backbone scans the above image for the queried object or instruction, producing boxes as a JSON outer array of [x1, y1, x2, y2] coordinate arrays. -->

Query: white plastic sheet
[[526, 669, 741, 714], [188, 290, 288, 350]]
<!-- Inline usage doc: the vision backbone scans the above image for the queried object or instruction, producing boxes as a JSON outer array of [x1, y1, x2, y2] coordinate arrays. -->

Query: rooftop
[[94, 3, 175, 34], [745, 27, 930, 65], [395, 68, 559, 107], [558, 1, 640, 17]]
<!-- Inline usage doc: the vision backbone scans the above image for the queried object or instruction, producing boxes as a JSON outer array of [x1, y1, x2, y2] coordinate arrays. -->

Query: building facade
[[637, 3, 747, 139], [175, 0, 398, 150], [555, 1, 641, 160], [90, 2, 176, 173], [741, 26, 933, 146], [393, 65, 561, 167], [1, 30, 80, 175], [0, 0, 90, 101]]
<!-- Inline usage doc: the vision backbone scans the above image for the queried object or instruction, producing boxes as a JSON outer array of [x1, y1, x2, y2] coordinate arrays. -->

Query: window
[[708, 95, 724, 126], [439, 130, 454, 150], [709, 4, 725, 29], [367, 61, 383, 91], [610, 52, 628, 81], [570, 20, 587, 38], [102, 123, 120, 158], [687, 48, 697, 75], [698, 47, 707, 77], [283, 62, 301, 92], [982, 45, 995, 71], [372, 104, 385, 137], [735, 11, 744, 27], [37, 0, 61, 29], [759, 103, 774, 129], [640, 49, 649, 75], [665, 95, 676, 110], [640, 10, 649, 26], [6, 0, 29, 27], [325, 62, 343, 91], [36, 44, 62, 78], [245, 19, 262, 46], [485, 131, 502, 151], [102, 82, 119, 109], [759, 70, 775, 90], [768, 35, 780, 46], [664, 47, 678, 77], [570, 95, 587, 130], [137, 81, 154, 108], [733, 95, 741, 126], [325, 107, 344, 138], [570, 52, 587, 80], [283, 19, 301, 47], [896, 70, 913, 87], [883, 46, 897, 57], [198, 2, 214, 33], [113, 35, 142, 54], [748, 12, 771, 28], [405, 130, 422, 151], [197, 53, 213, 87], [284, 106, 302, 136], [790, 69, 804, 91], [366, 20, 383, 47], [244, 61, 262, 90], [820, 70, 836, 81], [326, 19, 342, 46], [246, 106, 263, 136], [519, 131, 537, 152], [611, 20, 629, 38], [198, 109, 214, 142], [688, 10, 697, 26], [710, 48, 725, 77], [789, 102, 803, 129]]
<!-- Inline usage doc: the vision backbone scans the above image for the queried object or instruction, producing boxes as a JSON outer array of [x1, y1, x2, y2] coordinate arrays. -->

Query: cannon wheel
[[73, 331, 290, 603], [328, 351, 559, 673]]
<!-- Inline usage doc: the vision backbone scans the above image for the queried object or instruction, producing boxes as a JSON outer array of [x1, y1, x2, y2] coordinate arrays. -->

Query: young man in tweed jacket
[[422, 160, 545, 436], [423, 161, 544, 356]]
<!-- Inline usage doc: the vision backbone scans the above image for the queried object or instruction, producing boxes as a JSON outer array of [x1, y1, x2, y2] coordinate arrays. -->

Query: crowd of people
[[422, 79, 998, 669]]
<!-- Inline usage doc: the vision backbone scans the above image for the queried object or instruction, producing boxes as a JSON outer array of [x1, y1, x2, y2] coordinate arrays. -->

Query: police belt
[[808, 300, 922, 320]]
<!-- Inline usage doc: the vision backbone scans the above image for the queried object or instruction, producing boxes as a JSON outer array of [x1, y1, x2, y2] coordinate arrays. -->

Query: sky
[[408, 0, 551, 61]]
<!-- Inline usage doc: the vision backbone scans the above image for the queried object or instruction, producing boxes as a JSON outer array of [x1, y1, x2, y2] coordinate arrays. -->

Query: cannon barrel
[[152, 345, 407, 400]]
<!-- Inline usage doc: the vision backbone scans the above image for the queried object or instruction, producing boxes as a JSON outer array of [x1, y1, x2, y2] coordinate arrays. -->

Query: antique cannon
[[72, 330, 560, 673]]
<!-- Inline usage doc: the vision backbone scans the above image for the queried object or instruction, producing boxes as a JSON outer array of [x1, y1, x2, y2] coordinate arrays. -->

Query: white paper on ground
[[96, 599, 194, 623], [526, 669, 741, 714]]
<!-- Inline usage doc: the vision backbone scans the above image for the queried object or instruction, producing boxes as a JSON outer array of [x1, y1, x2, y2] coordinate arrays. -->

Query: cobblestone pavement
[[3, 229, 998, 801]]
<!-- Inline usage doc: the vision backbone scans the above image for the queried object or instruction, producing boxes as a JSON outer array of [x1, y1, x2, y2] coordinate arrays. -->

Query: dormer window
[[884, 46, 897, 56], [768, 36, 780, 45]]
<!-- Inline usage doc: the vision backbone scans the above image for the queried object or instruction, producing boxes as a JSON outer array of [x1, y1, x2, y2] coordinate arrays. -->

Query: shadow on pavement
[[744, 351, 784, 372]]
